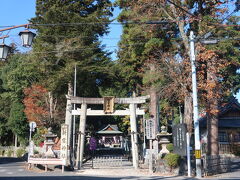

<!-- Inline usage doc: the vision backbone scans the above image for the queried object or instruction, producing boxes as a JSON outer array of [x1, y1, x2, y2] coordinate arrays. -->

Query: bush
[[7, 150, 13, 157], [16, 148, 26, 158], [164, 153, 180, 170], [233, 145, 240, 156], [166, 143, 174, 153], [34, 149, 39, 154], [0, 150, 4, 156], [33, 127, 47, 146]]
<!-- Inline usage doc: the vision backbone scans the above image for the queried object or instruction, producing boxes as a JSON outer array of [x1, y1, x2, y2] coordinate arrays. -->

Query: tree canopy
[[0, 0, 239, 150]]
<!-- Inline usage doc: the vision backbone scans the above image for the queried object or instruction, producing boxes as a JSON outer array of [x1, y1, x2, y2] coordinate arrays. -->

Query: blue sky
[[0, 0, 239, 101], [0, 0, 121, 59]]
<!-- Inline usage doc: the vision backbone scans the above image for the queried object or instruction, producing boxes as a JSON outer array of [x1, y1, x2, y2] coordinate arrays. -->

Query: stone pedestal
[[160, 143, 169, 154]]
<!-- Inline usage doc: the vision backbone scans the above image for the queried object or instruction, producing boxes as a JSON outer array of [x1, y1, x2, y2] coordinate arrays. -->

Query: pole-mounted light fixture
[[19, 30, 36, 47], [0, 23, 35, 61], [0, 43, 11, 61]]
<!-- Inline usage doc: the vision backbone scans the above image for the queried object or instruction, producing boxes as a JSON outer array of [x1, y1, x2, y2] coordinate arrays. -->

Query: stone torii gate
[[64, 95, 149, 169]]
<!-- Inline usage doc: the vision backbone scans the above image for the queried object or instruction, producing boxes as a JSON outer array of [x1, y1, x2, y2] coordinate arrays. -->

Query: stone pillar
[[77, 103, 87, 169], [130, 103, 139, 169], [64, 96, 72, 165]]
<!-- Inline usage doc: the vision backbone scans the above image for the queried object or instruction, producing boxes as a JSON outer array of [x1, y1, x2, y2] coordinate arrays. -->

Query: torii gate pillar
[[64, 96, 72, 165], [130, 103, 139, 169], [77, 103, 87, 169]]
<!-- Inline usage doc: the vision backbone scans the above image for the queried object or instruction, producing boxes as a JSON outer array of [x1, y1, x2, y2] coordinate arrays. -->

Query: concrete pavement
[[0, 157, 240, 180]]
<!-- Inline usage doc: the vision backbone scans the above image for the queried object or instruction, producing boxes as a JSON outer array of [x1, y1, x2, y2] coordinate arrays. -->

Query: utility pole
[[72, 64, 77, 167], [189, 31, 202, 178]]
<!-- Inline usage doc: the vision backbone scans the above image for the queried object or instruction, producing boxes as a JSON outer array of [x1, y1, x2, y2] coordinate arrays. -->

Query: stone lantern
[[43, 128, 57, 157], [157, 125, 172, 154]]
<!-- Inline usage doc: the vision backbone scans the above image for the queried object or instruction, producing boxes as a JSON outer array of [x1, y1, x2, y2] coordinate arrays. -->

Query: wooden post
[[77, 103, 87, 169], [130, 103, 139, 169]]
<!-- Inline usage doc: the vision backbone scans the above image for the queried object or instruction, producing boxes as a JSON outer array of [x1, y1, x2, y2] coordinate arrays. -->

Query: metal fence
[[93, 155, 125, 167], [201, 143, 240, 155], [202, 155, 231, 176]]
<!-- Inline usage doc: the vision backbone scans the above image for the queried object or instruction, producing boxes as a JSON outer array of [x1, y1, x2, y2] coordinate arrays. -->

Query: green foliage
[[34, 149, 39, 154], [164, 153, 180, 169], [232, 144, 240, 156], [31, 0, 114, 96], [0, 149, 4, 156], [0, 54, 40, 144], [16, 148, 26, 158], [0, 119, 12, 146], [32, 127, 47, 146], [1, 54, 40, 100], [8, 101, 28, 144], [6, 149, 13, 157], [118, 115, 130, 135], [166, 143, 174, 153]]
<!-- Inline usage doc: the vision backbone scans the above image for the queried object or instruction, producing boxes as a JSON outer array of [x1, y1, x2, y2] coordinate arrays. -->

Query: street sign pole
[[28, 122, 36, 160], [149, 139, 153, 173]]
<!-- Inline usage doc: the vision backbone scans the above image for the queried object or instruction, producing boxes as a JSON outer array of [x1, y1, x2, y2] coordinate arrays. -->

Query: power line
[[0, 18, 239, 31], [15, 36, 239, 55]]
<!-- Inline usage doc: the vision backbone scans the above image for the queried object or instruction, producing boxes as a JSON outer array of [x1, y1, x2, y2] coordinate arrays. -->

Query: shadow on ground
[[0, 157, 25, 165], [0, 176, 196, 180]]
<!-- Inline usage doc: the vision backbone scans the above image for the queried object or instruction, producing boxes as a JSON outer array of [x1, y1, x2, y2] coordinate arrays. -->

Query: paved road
[[0, 157, 240, 180]]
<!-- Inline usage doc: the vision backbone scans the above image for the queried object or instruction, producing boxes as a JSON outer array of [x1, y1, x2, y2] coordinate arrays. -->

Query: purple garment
[[89, 137, 97, 151]]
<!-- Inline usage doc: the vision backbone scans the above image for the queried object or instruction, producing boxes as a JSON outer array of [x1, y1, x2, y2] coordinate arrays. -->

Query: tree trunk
[[206, 100, 219, 156], [14, 134, 18, 157], [207, 110, 219, 156], [149, 64, 159, 131], [150, 87, 158, 130], [206, 65, 219, 156], [14, 134, 18, 148], [184, 94, 193, 134], [65, 82, 73, 166], [48, 92, 54, 126]]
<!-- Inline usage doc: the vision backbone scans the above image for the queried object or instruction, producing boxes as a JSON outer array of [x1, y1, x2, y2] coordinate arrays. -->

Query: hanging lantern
[[19, 30, 36, 47], [0, 44, 11, 60]]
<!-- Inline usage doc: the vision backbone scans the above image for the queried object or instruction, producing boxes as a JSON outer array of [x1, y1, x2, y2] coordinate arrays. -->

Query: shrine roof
[[199, 97, 240, 128], [97, 124, 123, 134]]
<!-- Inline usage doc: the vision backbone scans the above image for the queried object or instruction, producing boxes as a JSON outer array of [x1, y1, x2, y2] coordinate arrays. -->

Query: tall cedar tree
[[28, 0, 114, 128], [117, 0, 240, 155]]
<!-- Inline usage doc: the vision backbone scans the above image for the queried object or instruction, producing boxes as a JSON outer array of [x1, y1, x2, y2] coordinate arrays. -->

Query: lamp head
[[0, 43, 11, 61], [19, 30, 36, 47]]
